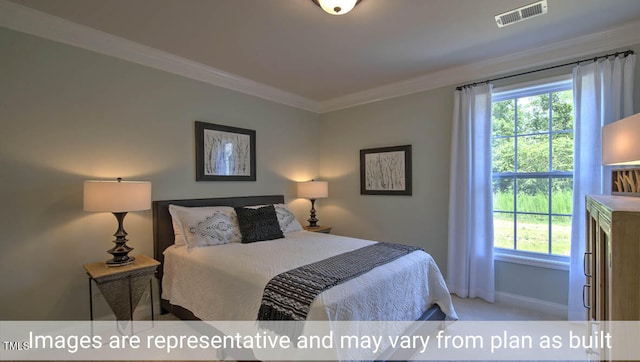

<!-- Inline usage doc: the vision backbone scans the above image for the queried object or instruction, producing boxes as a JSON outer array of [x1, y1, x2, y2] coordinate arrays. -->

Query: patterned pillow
[[234, 205, 285, 243], [168, 205, 241, 249], [274, 203, 303, 233]]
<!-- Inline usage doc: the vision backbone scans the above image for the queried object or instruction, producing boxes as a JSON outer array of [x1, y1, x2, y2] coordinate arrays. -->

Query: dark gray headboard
[[152, 195, 285, 280]]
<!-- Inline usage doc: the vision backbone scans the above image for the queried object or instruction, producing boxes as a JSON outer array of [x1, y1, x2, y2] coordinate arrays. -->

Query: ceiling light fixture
[[312, 0, 362, 16]]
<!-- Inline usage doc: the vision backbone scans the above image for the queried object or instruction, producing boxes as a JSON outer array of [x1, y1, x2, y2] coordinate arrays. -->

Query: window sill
[[495, 252, 569, 271]]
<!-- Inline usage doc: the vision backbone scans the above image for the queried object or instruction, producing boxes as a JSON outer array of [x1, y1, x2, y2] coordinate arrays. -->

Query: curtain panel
[[568, 54, 636, 320], [447, 84, 495, 303]]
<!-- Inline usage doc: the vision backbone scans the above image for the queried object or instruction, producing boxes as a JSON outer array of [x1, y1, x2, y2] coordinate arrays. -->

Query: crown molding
[[0, 0, 323, 113], [2, 0, 640, 114], [318, 19, 640, 112]]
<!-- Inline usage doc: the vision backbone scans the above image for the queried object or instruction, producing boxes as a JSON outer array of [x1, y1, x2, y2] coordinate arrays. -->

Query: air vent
[[495, 0, 547, 28]]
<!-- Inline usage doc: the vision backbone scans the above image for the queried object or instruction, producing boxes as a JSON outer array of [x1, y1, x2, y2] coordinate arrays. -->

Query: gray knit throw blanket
[[257, 242, 421, 322]]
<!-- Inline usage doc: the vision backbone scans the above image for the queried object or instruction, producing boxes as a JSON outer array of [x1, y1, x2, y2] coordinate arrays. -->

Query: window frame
[[491, 76, 573, 270]]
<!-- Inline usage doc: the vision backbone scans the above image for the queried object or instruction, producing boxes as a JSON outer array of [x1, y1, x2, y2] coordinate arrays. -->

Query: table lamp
[[84, 178, 152, 266], [297, 180, 328, 228]]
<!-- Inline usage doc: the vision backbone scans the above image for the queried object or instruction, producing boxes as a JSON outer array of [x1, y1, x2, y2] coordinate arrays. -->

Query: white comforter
[[162, 231, 457, 322]]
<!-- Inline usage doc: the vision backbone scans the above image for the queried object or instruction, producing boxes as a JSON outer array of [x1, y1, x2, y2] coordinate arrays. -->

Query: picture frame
[[360, 145, 412, 195], [195, 121, 256, 181]]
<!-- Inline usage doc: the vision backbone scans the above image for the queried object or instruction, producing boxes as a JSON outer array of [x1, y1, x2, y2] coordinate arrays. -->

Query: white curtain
[[447, 83, 495, 303], [568, 54, 636, 320]]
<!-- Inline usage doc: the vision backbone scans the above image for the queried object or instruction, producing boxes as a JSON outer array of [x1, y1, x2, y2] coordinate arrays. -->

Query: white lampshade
[[602, 113, 640, 166], [298, 180, 328, 199], [84, 179, 151, 212], [313, 0, 359, 15]]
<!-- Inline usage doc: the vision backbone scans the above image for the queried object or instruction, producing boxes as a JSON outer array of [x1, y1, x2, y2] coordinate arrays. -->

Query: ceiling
[[4, 0, 640, 112]]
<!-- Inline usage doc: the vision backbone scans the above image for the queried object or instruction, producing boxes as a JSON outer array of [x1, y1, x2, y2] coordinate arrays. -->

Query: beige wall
[[0, 28, 321, 320]]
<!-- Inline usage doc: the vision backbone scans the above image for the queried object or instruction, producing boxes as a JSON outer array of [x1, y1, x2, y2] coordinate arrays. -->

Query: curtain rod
[[455, 49, 635, 91]]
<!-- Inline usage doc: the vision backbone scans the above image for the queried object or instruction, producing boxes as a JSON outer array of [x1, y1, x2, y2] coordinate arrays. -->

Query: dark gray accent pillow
[[234, 205, 285, 243]]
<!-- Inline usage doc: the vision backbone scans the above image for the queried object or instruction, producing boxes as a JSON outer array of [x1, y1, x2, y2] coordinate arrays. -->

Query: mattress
[[162, 230, 457, 323]]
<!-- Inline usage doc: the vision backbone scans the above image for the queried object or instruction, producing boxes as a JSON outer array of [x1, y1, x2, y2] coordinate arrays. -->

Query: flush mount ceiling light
[[312, 0, 362, 15]]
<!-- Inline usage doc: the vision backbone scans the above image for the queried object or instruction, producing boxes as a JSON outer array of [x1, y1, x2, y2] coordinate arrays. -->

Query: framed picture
[[195, 121, 256, 181], [360, 145, 412, 195]]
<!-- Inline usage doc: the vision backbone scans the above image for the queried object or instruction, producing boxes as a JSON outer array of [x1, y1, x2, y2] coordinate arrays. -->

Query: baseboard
[[495, 291, 568, 320]]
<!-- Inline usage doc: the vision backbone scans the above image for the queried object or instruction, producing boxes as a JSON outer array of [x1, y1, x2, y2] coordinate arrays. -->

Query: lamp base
[[307, 198, 319, 228], [106, 255, 135, 267], [106, 212, 135, 267]]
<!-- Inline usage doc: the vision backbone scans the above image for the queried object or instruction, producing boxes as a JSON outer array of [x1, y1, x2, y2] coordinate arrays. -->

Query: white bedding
[[162, 230, 457, 322]]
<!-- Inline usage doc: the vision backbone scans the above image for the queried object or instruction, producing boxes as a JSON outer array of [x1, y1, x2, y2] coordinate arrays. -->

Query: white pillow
[[168, 205, 242, 249], [274, 203, 303, 233]]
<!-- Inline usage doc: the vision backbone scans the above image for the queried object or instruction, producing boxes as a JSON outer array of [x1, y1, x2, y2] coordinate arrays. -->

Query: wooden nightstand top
[[303, 225, 332, 233], [83, 254, 159, 282]]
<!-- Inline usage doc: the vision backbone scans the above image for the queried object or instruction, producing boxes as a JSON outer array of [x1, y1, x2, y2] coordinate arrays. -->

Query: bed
[[152, 195, 457, 359]]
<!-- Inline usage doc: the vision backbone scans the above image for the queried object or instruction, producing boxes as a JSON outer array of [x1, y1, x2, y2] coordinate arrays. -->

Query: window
[[492, 78, 573, 266]]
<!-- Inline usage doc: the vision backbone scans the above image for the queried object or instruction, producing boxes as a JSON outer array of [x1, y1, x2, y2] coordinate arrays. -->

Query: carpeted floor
[[58, 296, 566, 361], [449, 294, 561, 321]]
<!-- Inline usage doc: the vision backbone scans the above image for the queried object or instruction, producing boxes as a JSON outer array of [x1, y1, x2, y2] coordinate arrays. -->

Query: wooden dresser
[[584, 195, 640, 360]]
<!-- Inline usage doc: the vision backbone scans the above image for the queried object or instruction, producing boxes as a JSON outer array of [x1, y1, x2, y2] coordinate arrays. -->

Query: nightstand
[[83, 254, 159, 322], [303, 225, 332, 234]]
